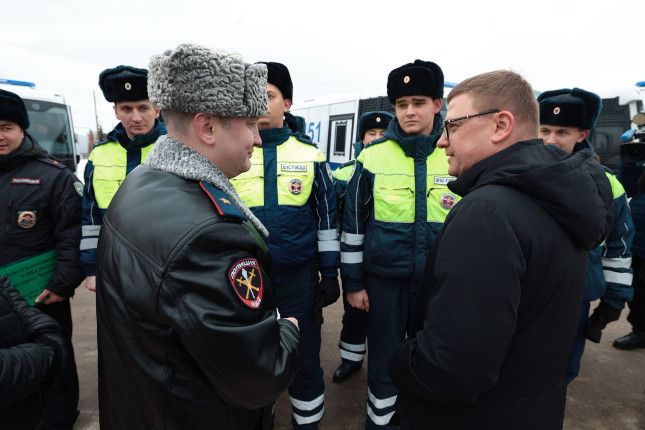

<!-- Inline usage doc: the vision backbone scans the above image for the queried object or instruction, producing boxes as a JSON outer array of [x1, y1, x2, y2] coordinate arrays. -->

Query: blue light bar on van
[[636, 81, 645, 88], [445, 81, 457, 88], [0, 78, 36, 88]]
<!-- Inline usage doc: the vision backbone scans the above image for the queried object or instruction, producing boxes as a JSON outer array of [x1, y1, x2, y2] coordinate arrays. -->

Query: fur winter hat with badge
[[358, 111, 393, 140], [538, 88, 602, 130], [0, 89, 30, 129], [99, 65, 149, 103], [147, 43, 268, 117], [387, 59, 444, 104]]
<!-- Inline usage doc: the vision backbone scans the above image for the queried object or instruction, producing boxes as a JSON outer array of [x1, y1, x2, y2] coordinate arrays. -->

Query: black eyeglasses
[[441, 109, 500, 140]]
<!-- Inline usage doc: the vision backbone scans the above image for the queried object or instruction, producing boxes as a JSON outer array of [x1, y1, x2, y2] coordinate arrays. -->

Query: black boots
[[613, 331, 645, 350], [332, 360, 362, 383]]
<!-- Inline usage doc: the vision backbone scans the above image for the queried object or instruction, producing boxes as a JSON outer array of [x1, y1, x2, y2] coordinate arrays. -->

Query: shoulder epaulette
[[36, 156, 66, 169], [199, 181, 246, 221]]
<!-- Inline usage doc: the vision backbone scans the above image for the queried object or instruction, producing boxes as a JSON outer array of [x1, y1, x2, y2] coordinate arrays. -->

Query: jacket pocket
[[373, 174, 415, 223]]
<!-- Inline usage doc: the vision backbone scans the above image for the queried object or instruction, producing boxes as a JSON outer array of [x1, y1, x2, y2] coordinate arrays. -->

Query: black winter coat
[[389, 140, 613, 430], [0, 136, 84, 297], [0, 277, 65, 430], [96, 162, 300, 430]]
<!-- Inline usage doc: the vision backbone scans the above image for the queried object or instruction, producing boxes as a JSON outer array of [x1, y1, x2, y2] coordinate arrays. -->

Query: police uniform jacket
[[96, 136, 299, 430], [80, 120, 166, 276], [340, 117, 458, 292], [389, 141, 614, 430], [230, 125, 339, 277], [0, 135, 83, 297], [573, 140, 634, 309]]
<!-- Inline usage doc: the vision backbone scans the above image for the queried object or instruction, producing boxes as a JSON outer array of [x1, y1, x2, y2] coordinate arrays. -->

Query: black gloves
[[314, 276, 341, 326], [585, 301, 622, 343], [319, 277, 341, 307]]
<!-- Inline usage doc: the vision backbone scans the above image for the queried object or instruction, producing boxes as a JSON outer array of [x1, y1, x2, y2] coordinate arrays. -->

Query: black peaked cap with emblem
[[538, 88, 602, 130], [99, 65, 149, 103], [387, 59, 444, 104], [359, 111, 393, 140], [0, 89, 30, 129], [257, 62, 293, 101]]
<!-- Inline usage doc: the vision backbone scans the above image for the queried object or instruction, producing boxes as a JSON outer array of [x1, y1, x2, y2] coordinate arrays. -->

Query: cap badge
[[403, 75, 411, 84], [376, 117, 382, 123], [553, 107, 561, 115], [17, 211, 37, 229], [124, 82, 132, 91]]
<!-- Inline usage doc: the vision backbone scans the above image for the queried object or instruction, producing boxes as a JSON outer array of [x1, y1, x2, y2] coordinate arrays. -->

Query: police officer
[[95, 44, 300, 430], [81, 66, 166, 292], [341, 60, 458, 428], [231, 61, 340, 429], [538, 89, 635, 379], [0, 89, 84, 429], [332, 111, 392, 383]]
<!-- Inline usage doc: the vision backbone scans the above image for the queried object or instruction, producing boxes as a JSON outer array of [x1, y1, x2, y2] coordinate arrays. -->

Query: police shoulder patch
[[227, 257, 263, 309], [199, 181, 245, 221]]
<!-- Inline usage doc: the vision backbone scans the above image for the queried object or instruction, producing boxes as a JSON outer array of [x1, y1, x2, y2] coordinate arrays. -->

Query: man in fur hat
[[95, 44, 300, 430], [340, 60, 458, 428]]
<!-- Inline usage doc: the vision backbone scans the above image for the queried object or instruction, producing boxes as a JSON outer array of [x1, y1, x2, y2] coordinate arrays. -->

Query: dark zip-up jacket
[[0, 136, 83, 297], [390, 140, 613, 430]]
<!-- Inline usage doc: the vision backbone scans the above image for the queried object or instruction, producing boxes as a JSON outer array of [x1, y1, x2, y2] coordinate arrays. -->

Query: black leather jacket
[[0, 277, 65, 430], [96, 163, 300, 430]]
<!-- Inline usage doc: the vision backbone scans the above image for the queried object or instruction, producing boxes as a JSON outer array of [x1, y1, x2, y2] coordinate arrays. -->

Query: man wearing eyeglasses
[[341, 60, 457, 428], [388, 70, 614, 429], [538, 88, 634, 382]]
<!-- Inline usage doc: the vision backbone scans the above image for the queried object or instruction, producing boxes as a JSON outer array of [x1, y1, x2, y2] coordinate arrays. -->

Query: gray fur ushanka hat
[[148, 43, 268, 117]]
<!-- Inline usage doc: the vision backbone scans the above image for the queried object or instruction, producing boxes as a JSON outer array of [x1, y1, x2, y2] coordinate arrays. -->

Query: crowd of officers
[[0, 41, 644, 430]]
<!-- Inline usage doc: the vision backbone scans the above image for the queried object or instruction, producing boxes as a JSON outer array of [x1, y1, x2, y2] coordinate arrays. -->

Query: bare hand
[[84, 276, 96, 292], [34, 289, 65, 305], [284, 317, 299, 329], [347, 290, 369, 311]]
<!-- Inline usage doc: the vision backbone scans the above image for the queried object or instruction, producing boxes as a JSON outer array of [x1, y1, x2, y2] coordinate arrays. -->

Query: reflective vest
[[89, 142, 155, 209], [358, 139, 459, 224], [232, 136, 325, 208]]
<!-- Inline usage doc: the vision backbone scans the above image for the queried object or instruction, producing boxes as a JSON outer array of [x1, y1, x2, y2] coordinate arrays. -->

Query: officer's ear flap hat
[[387, 60, 444, 104], [0, 89, 29, 129], [359, 111, 393, 140], [99, 65, 149, 103], [148, 43, 268, 117], [257, 62, 293, 101], [538, 88, 602, 130]]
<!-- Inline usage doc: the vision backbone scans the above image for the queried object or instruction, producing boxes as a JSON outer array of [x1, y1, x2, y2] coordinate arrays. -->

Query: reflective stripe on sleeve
[[341, 251, 363, 264], [318, 240, 341, 252], [318, 229, 338, 241], [82, 225, 101, 237], [604, 270, 633, 285], [341, 232, 364, 246], [80, 238, 98, 251]]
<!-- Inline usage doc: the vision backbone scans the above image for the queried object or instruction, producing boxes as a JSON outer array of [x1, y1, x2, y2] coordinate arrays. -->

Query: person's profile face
[[437, 94, 496, 177], [210, 116, 261, 178], [258, 84, 291, 130]]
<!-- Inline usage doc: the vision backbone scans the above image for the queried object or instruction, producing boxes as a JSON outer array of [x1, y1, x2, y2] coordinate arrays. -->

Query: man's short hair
[[447, 70, 538, 132]]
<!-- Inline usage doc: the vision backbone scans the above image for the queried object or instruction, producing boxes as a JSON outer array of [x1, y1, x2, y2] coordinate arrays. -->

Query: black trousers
[[627, 255, 645, 332], [40, 299, 79, 430]]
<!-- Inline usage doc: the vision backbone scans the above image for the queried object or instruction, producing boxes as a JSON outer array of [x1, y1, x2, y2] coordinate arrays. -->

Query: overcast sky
[[2, 0, 643, 134]]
